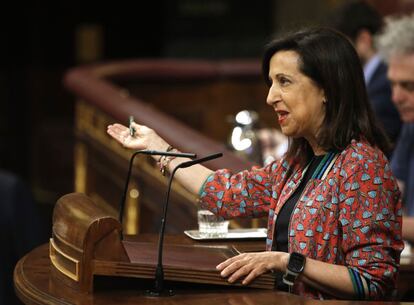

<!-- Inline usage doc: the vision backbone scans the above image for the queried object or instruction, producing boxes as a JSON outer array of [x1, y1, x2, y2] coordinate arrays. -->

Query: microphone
[[173, 152, 223, 168], [119, 149, 196, 240], [148, 152, 223, 296]]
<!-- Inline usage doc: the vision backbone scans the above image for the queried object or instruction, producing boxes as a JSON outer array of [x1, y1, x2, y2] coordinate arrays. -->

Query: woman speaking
[[107, 28, 403, 300]]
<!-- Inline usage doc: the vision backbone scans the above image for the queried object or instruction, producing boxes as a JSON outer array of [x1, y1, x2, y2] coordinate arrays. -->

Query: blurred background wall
[[0, 0, 413, 235]]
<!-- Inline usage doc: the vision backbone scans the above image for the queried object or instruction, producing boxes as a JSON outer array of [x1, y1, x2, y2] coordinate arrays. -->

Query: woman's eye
[[279, 77, 290, 86]]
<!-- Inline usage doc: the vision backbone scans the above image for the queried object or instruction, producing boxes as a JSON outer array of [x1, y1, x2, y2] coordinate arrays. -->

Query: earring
[[322, 99, 327, 104]]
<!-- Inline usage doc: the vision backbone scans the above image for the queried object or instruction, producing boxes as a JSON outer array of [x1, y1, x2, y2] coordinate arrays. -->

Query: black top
[[272, 154, 325, 290], [272, 154, 325, 253]]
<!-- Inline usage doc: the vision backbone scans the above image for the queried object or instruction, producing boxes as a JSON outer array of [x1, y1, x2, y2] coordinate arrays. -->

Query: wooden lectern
[[49, 192, 274, 294], [15, 191, 414, 304]]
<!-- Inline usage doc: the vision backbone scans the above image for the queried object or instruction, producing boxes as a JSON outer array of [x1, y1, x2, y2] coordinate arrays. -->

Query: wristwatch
[[283, 252, 306, 286]]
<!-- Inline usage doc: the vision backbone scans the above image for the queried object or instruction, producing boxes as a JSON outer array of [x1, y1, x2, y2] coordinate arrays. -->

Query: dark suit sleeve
[[366, 62, 402, 145], [0, 170, 45, 305]]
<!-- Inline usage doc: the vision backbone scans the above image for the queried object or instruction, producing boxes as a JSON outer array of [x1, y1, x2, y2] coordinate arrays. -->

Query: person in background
[[376, 14, 414, 241], [327, 0, 402, 149], [0, 170, 45, 305], [107, 28, 403, 300]]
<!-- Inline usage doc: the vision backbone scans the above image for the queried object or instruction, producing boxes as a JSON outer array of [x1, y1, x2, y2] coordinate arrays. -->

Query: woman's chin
[[280, 127, 295, 138]]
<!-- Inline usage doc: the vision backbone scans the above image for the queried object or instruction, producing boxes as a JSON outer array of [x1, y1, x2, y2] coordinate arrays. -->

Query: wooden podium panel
[[93, 241, 274, 289], [30, 192, 414, 303], [13, 243, 292, 305], [15, 243, 408, 305], [48, 193, 273, 294], [123, 241, 239, 269]]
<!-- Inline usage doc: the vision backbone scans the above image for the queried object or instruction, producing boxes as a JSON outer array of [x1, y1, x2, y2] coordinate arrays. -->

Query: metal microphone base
[[144, 288, 174, 297]]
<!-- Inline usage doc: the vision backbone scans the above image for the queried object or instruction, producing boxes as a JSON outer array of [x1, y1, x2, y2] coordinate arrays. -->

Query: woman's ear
[[321, 89, 327, 104]]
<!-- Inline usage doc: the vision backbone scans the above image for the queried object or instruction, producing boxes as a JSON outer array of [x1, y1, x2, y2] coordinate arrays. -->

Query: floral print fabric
[[199, 140, 403, 299]]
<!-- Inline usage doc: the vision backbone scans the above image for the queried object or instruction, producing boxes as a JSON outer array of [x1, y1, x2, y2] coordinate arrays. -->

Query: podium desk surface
[[14, 234, 408, 305]]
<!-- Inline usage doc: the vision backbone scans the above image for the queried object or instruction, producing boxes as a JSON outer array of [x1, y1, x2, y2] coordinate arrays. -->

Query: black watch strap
[[282, 270, 297, 286], [282, 252, 306, 287]]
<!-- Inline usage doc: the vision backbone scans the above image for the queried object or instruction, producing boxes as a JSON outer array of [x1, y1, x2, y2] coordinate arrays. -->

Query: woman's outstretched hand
[[107, 122, 168, 151]]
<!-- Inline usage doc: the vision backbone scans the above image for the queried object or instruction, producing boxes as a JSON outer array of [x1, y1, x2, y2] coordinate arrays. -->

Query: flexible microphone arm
[[151, 152, 223, 295], [119, 149, 196, 240]]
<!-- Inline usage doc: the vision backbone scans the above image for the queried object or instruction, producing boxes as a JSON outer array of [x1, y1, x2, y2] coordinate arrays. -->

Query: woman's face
[[266, 50, 326, 144]]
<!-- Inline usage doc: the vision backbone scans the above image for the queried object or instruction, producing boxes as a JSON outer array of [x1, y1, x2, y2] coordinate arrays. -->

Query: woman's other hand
[[216, 252, 289, 285], [107, 122, 168, 151]]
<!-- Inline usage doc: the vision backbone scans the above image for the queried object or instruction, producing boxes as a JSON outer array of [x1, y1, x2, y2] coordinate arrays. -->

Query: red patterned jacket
[[199, 140, 403, 300]]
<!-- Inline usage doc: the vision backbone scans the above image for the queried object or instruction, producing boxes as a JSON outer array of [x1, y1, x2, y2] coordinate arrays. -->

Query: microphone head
[[136, 150, 197, 159], [179, 152, 223, 168]]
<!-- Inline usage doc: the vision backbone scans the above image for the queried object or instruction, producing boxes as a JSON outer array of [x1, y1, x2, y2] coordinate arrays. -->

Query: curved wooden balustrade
[[64, 59, 263, 171]]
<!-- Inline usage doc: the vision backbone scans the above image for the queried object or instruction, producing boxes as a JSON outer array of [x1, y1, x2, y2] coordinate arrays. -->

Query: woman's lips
[[277, 110, 289, 124]]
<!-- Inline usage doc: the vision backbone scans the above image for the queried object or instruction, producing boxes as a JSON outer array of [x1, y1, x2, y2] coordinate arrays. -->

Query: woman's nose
[[266, 85, 280, 106]]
